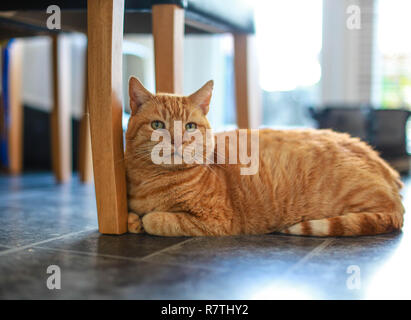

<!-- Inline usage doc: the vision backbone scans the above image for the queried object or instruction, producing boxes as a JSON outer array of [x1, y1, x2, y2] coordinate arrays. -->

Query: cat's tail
[[280, 211, 403, 237]]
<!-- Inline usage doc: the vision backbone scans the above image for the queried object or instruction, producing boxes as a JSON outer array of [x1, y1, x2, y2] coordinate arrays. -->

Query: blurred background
[[1, 0, 410, 174]]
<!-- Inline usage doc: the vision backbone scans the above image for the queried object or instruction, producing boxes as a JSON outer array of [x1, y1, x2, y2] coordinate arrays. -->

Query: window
[[255, 0, 322, 127], [376, 0, 411, 108]]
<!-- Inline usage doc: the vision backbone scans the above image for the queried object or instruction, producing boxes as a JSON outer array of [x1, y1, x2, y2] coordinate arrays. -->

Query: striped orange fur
[[125, 77, 404, 237]]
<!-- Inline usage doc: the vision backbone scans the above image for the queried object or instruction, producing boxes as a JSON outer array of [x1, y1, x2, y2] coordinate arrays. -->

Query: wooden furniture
[[0, 0, 259, 234], [1, 40, 23, 175], [0, 36, 92, 183], [51, 35, 72, 182], [78, 48, 93, 183]]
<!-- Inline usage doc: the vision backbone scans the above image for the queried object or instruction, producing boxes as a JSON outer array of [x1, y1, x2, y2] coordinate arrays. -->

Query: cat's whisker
[[117, 150, 154, 164]]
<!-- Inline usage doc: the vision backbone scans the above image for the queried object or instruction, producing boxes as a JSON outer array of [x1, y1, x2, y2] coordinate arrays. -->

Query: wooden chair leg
[[78, 48, 93, 183], [234, 34, 261, 129], [87, 0, 128, 234], [8, 40, 23, 175], [51, 35, 72, 182], [152, 4, 184, 94]]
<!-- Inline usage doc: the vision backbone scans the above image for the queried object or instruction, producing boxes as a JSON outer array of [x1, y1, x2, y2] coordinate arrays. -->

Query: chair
[[0, 36, 92, 183], [0, 40, 23, 175]]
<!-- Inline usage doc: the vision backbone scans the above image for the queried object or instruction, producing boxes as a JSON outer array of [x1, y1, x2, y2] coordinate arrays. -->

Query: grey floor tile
[[38, 229, 190, 259], [0, 247, 270, 299], [143, 234, 325, 274], [281, 234, 410, 299], [0, 245, 11, 252], [0, 172, 56, 193], [0, 204, 97, 247], [0, 172, 410, 299], [0, 178, 98, 247]]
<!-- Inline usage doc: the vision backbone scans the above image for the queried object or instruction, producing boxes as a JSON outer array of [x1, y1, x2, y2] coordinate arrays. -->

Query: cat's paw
[[141, 212, 161, 235], [128, 212, 144, 233], [142, 211, 189, 236]]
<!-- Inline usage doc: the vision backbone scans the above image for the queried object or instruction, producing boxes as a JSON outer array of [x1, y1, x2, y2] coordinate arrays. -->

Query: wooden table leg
[[7, 40, 23, 175], [152, 4, 184, 94], [87, 0, 128, 234], [78, 47, 93, 183], [234, 34, 261, 129], [51, 35, 72, 182]]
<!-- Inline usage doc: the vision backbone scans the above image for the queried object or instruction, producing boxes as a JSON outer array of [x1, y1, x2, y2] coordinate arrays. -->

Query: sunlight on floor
[[250, 282, 318, 300], [365, 178, 411, 299]]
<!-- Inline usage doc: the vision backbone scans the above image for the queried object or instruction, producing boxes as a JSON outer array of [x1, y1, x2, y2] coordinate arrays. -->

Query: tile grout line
[[32, 245, 227, 272], [282, 238, 335, 276], [140, 238, 196, 261], [0, 228, 96, 257], [33, 246, 144, 262]]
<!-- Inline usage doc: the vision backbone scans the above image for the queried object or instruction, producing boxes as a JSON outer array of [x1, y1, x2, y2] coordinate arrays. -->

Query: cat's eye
[[185, 122, 197, 132], [151, 120, 165, 130]]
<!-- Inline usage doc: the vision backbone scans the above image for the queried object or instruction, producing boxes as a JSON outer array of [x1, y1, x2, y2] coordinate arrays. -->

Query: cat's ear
[[129, 76, 153, 115], [188, 80, 214, 115]]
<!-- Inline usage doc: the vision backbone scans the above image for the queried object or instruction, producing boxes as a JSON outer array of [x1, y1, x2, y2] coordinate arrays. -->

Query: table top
[[0, 0, 255, 39]]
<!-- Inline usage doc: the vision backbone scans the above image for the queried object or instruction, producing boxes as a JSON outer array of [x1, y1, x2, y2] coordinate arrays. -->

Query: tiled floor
[[0, 172, 410, 299]]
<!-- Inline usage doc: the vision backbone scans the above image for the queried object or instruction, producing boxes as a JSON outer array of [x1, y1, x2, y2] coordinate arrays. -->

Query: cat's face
[[125, 77, 215, 169]]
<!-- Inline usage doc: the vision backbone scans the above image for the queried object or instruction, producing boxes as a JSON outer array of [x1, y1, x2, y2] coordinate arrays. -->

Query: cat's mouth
[[149, 144, 205, 168], [155, 151, 186, 165]]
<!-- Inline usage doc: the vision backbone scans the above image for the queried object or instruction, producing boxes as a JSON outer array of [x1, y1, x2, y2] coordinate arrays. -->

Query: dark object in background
[[370, 109, 410, 173], [23, 106, 51, 170], [23, 105, 79, 172], [310, 106, 411, 174], [309, 106, 370, 141]]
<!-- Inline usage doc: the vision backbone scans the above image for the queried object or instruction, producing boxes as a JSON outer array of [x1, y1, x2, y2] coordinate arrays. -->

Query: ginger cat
[[125, 77, 404, 237]]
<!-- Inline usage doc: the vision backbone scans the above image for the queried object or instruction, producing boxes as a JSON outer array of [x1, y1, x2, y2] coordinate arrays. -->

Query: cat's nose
[[172, 143, 183, 155]]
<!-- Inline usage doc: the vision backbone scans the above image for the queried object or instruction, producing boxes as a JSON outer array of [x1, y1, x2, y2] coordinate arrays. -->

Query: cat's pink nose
[[172, 143, 183, 156]]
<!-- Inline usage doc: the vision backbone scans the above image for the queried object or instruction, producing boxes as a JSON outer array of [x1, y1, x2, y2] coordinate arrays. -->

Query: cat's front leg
[[128, 212, 145, 234], [142, 211, 215, 237]]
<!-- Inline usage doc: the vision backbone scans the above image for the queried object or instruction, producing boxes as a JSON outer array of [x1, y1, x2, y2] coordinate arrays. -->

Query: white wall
[[21, 37, 52, 114], [321, 0, 377, 106], [21, 34, 87, 119], [184, 34, 232, 131], [19, 33, 233, 130]]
